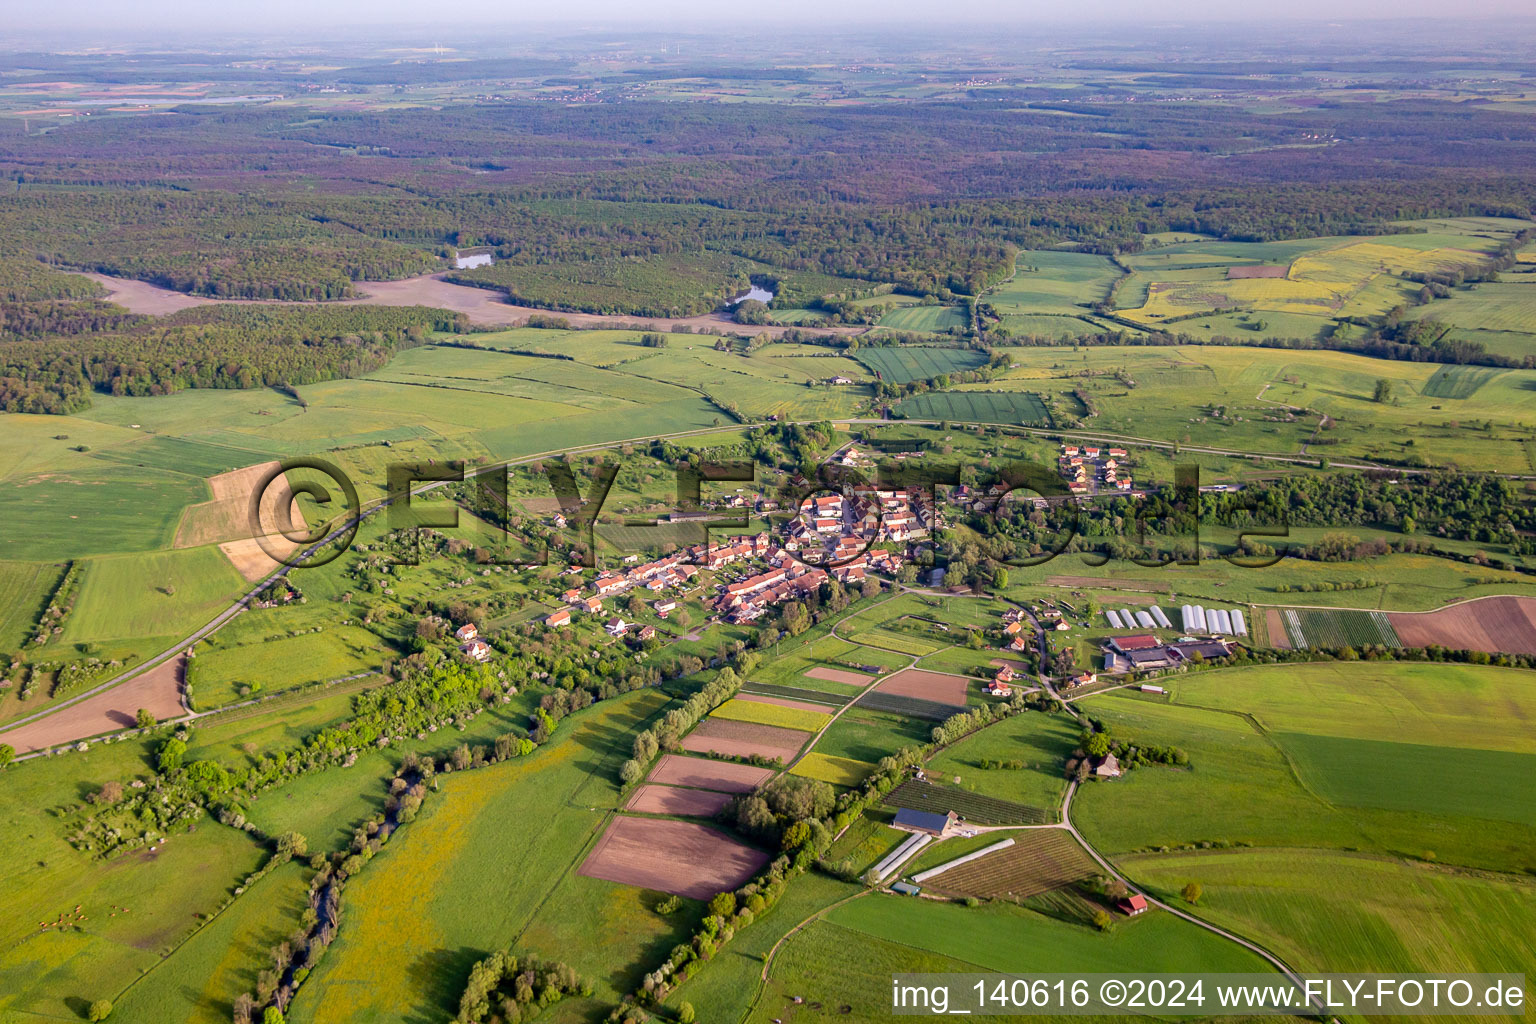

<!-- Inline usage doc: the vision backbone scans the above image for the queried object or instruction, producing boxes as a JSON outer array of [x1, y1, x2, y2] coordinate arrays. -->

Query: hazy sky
[[7, 0, 1535, 33]]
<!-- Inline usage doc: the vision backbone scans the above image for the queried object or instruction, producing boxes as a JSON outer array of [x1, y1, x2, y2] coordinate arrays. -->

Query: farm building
[[891, 882, 922, 896], [1120, 894, 1148, 916], [1108, 634, 1161, 653], [1139, 684, 1166, 694], [1122, 648, 1175, 669], [1170, 640, 1231, 661], [893, 808, 960, 837], [1095, 754, 1122, 778]]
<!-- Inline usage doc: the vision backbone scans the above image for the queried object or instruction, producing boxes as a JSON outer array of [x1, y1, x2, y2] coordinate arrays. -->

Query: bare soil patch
[[1226, 265, 1289, 279], [1265, 608, 1291, 649], [84, 270, 868, 337], [81, 273, 213, 315], [175, 461, 303, 549], [1387, 596, 1536, 655], [647, 754, 774, 793], [578, 815, 769, 899], [0, 655, 187, 755], [875, 668, 970, 707], [624, 784, 733, 818], [679, 718, 809, 763], [804, 666, 872, 686]]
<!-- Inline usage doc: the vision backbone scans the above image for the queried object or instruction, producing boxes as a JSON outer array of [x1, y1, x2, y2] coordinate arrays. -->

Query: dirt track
[[0, 655, 187, 754], [85, 270, 867, 337]]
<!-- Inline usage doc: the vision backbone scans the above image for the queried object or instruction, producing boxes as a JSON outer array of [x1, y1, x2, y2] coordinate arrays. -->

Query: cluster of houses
[[1059, 443, 1132, 496], [543, 547, 713, 635], [782, 486, 930, 560], [1101, 633, 1231, 672]]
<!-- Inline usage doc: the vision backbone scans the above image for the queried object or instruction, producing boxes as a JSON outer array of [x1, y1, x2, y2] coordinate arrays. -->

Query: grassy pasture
[[1421, 364, 1505, 399], [1120, 848, 1536, 985], [0, 460, 211, 560], [924, 709, 1077, 812], [1113, 227, 1508, 331], [62, 546, 246, 646], [989, 251, 1120, 315], [1407, 282, 1536, 336], [812, 707, 932, 763], [109, 859, 311, 1024], [0, 560, 64, 652], [1279, 732, 1536, 826], [290, 690, 677, 1022], [875, 305, 967, 333], [88, 434, 271, 478], [1073, 664, 1536, 872], [852, 345, 986, 384], [973, 343, 1536, 472], [743, 893, 1274, 1024], [0, 805, 267, 1021], [190, 624, 389, 707], [845, 629, 939, 656]]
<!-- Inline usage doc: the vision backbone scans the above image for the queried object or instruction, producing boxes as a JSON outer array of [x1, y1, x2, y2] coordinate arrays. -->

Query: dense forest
[[0, 304, 468, 413], [2, 96, 1535, 308]]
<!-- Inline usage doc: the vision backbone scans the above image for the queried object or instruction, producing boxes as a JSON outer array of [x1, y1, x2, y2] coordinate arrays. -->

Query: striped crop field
[[893, 390, 1051, 426], [1282, 609, 1401, 649], [848, 629, 941, 656]]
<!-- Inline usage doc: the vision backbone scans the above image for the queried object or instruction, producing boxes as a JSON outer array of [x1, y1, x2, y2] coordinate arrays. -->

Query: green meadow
[[190, 624, 390, 707], [1072, 663, 1536, 873], [924, 709, 1078, 812], [62, 546, 248, 646], [290, 689, 681, 1023], [743, 895, 1275, 1024], [1120, 848, 1536, 984]]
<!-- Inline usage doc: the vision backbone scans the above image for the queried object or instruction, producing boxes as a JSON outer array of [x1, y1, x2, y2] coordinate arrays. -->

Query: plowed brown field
[[578, 816, 768, 899]]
